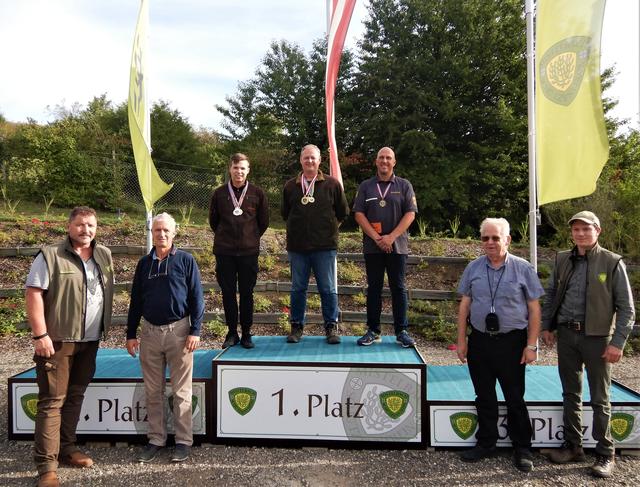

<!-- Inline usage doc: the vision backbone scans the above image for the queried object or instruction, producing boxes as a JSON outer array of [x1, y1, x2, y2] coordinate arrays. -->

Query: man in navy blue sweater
[[126, 212, 204, 463]]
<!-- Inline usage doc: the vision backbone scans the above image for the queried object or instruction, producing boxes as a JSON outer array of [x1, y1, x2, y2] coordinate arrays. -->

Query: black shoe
[[287, 323, 303, 343], [460, 445, 497, 462], [171, 443, 191, 462], [137, 443, 163, 463], [222, 332, 239, 349], [325, 324, 341, 344], [240, 333, 255, 349], [514, 448, 534, 472]]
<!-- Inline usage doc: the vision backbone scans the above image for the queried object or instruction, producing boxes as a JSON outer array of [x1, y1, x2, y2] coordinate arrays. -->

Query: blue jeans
[[364, 253, 408, 334], [288, 250, 338, 327]]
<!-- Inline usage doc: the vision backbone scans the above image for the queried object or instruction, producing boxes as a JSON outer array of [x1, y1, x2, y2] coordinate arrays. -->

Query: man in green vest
[[25, 206, 114, 487], [542, 210, 635, 479]]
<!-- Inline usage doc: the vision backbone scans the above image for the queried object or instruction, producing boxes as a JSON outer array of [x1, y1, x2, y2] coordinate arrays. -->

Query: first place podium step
[[213, 335, 427, 448]]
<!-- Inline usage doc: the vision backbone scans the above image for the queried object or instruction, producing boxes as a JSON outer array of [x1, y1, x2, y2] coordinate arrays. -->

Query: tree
[[352, 0, 529, 232]]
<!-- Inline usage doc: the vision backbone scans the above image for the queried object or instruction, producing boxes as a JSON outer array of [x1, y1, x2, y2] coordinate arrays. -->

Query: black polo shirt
[[352, 174, 418, 254]]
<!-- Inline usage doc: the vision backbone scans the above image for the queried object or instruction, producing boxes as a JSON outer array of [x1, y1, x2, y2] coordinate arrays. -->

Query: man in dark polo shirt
[[542, 211, 635, 478], [282, 144, 349, 344], [353, 146, 417, 347]]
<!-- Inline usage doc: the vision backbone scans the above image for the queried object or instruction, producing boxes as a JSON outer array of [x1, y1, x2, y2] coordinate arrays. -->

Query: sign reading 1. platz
[[216, 365, 423, 442]]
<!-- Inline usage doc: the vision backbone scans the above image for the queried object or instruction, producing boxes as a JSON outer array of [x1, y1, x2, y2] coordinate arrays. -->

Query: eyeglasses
[[148, 255, 169, 279], [481, 235, 502, 242]]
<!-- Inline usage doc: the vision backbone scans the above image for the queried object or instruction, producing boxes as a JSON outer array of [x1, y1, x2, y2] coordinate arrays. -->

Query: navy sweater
[[126, 246, 204, 338]]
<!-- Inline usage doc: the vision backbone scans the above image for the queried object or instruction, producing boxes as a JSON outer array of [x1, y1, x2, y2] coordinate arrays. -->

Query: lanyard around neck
[[486, 264, 506, 313]]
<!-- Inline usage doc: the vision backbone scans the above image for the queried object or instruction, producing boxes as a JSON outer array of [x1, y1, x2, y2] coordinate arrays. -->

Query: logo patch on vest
[[598, 273, 607, 283]]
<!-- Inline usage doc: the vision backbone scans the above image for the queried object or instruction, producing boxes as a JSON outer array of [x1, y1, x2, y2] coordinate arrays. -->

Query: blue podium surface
[[217, 335, 424, 364], [427, 365, 640, 402], [13, 348, 220, 380]]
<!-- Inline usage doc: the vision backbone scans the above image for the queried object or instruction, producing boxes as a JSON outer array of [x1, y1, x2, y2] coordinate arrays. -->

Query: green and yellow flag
[[128, 0, 172, 212], [536, 0, 609, 206]]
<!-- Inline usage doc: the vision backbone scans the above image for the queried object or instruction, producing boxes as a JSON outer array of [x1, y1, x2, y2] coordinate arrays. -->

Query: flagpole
[[526, 0, 538, 270], [145, 0, 153, 253]]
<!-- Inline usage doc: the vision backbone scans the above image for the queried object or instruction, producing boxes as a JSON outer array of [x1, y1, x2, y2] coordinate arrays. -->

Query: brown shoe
[[591, 454, 615, 478], [37, 471, 60, 487], [60, 450, 94, 468], [546, 441, 586, 463]]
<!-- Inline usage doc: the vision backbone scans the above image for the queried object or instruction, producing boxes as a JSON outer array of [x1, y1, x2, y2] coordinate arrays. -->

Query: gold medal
[[301, 196, 309, 205], [379, 200, 386, 207]]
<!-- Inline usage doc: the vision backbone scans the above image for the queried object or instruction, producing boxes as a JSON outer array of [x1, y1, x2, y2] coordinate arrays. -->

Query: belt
[[471, 327, 526, 338], [558, 320, 584, 332]]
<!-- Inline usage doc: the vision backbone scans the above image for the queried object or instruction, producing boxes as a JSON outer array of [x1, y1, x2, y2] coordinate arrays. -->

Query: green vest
[[40, 238, 114, 341], [548, 243, 621, 336]]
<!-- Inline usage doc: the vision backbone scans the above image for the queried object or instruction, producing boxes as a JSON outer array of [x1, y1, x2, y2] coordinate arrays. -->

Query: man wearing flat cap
[[542, 210, 635, 479]]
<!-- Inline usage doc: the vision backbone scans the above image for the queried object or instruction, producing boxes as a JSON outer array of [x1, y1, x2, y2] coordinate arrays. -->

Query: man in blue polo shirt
[[126, 213, 204, 464], [456, 217, 543, 472], [353, 146, 417, 348]]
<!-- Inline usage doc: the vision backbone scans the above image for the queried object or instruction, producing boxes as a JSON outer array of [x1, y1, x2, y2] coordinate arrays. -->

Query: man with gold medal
[[281, 144, 349, 344]]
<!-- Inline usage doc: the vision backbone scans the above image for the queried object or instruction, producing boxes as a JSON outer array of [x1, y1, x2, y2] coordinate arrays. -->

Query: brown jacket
[[209, 182, 269, 256]]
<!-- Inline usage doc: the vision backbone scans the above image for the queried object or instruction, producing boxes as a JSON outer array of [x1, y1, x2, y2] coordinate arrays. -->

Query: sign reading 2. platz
[[216, 365, 423, 443]]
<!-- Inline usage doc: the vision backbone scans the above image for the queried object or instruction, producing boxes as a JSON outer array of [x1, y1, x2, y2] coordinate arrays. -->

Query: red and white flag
[[325, 0, 357, 188]]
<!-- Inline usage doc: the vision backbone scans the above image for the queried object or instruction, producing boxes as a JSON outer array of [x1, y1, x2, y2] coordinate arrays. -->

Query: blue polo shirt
[[457, 253, 544, 332], [126, 246, 205, 338], [352, 174, 418, 254]]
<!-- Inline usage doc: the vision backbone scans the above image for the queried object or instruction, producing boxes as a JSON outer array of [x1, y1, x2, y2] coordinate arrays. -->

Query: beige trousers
[[139, 317, 193, 446]]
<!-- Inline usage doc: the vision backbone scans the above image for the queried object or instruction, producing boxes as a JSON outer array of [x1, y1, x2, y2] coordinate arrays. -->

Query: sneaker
[[222, 332, 239, 349], [357, 330, 381, 346], [287, 323, 303, 343], [546, 441, 586, 464], [137, 443, 163, 463], [396, 330, 415, 348], [240, 333, 255, 349], [513, 448, 534, 472], [460, 444, 498, 462], [171, 444, 191, 462], [325, 325, 341, 345], [590, 454, 615, 478]]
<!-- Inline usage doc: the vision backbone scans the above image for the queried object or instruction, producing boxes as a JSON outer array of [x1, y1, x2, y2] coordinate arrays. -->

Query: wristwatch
[[526, 345, 538, 352]]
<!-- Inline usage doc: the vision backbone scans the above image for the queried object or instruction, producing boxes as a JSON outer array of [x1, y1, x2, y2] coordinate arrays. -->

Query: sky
[[0, 0, 638, 134]]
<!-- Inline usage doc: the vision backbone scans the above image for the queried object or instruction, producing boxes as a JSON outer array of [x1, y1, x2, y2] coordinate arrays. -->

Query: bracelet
[[32, 332, 49, 340], [526, 344, 538, 352]]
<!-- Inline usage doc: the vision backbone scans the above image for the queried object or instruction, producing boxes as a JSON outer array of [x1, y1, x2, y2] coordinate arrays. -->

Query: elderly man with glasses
[[456, 217, 544, 472], [126, 213, 204, 463]]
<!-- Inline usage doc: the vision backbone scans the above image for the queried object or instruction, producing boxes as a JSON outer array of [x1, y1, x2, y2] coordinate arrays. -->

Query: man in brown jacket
[[25, 206, 114, 487], [209, 153, 269, 348]]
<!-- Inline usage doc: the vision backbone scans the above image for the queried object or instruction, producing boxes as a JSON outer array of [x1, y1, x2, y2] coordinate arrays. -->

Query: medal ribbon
[[301, 175, 317, 198], [228, 181, 249, 211], [376, 181, 392, 203]]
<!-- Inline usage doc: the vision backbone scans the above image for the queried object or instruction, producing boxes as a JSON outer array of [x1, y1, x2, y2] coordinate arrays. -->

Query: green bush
[[306, 294, 321, 310], [258, 254, 276, 272], [0, 297, 28, 335], [253, 294, 272, 313], [338, 261, 362, 284], [409, 299, 439, 314], [205, 318, 226, 338], [352, 292, 367, 306]]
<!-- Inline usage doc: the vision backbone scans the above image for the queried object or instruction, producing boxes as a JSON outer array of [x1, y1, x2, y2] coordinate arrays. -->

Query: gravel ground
[[1, 334, 639, 487]]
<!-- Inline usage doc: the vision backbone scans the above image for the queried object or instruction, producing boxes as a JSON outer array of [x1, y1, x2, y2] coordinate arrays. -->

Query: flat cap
[[568, 210, 600, 228]]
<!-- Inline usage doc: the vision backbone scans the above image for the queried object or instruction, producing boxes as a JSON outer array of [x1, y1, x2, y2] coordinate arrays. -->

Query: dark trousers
[[557, 327, 613, 455], [364, 253, 408, 334], [215, 254, 258, 332], [34, 340, 99, 474], [467, 328, 532, 449]]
